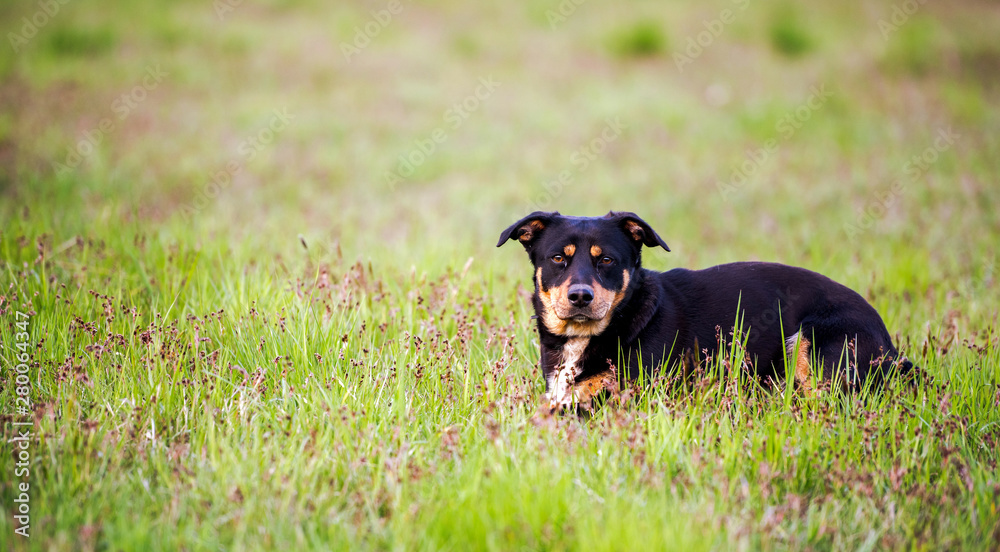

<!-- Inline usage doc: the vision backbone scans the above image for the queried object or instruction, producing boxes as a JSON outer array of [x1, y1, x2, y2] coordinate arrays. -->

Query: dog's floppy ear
[[606, 211, 670, 251], [497, 211, 559, 249]]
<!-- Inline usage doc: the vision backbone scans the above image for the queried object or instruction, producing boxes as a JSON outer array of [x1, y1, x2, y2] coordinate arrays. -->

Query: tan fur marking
[[536, 267, 571, 335], [517, 219, 546, 242], [537, 269, 632, 338], [623, 220, 644, 242], [786, 333, 813, 396], [612, 270, 630, 310], [571, 369, 615, 404], [560, 319, 608, 337], [591, 283, 616, 314], [590, 245, 602, 257], [563, 244, 576, 257]]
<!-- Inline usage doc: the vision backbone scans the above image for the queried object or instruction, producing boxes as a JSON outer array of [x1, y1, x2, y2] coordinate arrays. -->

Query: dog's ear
[[606, 211, 670, 252], [497, 211, 559, 249]]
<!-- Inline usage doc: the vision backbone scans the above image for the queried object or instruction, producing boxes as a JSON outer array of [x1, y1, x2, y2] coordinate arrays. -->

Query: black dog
[[498, 211, 913, 409]]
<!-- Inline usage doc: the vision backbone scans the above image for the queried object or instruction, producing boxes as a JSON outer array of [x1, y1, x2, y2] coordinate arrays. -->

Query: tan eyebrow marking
[[563, 244, 576, 257], [590, 245, 602, 257]]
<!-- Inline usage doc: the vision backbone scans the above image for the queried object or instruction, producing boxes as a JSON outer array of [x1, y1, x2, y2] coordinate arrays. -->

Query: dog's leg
[[786, 332, 813, 396], [568, 369, 616, 409]]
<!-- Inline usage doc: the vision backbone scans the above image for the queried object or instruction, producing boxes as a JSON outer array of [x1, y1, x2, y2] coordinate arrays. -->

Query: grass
[[1, 0, 999, 550], [768, 4, 814, 58], [608, 20, 668, 58]]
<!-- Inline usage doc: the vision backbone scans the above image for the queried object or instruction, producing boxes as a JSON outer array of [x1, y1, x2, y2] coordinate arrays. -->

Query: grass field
[[2, 0, 999, 549]]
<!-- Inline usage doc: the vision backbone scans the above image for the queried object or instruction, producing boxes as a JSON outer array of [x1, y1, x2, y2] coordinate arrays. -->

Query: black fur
[[498, 211, 914, 397]]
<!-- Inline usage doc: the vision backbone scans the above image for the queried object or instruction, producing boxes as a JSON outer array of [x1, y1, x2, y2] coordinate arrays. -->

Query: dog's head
[[497, 211, 669, 337]]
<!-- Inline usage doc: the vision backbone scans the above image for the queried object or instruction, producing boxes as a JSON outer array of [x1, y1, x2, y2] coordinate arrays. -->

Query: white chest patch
[[546, 336, 590, 408]]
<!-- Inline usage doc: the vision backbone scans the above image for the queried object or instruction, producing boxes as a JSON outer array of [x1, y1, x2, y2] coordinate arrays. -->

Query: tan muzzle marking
[[536, 268, 631, 337]]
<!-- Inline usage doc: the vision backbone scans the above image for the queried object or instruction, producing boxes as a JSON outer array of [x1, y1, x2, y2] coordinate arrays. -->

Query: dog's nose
[[567, 284, 594, 308]]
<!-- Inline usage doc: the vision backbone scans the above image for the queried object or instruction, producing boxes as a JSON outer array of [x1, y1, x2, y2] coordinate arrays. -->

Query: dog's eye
[[599, 256, 614, 266], [552, 254, 565, 264]]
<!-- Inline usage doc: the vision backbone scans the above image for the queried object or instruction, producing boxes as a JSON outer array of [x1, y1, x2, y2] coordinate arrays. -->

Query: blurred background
[[1, 0, 998, 325], [3, 4, 999, 548]]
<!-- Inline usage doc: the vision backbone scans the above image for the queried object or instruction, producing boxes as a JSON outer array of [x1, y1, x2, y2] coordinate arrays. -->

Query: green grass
[[768, 4, 814, 58], [608, 20, 668, 58], [2, 0, 999, 550]]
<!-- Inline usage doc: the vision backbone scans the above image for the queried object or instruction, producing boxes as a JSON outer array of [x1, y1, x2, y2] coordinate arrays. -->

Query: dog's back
[[637, 262, 909, 386]]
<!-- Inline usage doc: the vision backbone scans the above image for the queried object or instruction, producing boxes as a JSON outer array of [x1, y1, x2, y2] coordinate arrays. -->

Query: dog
[[497, 211, 914, 411]]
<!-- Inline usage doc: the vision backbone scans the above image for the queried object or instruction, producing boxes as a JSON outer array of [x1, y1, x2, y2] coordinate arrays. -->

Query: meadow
[[1, 0, 999, 549]]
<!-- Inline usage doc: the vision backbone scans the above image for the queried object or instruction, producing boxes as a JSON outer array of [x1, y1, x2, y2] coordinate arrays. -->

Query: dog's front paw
[[539, 391, 576, 413], [574, 370, 615, 402], [541, 370, 616, 415]]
